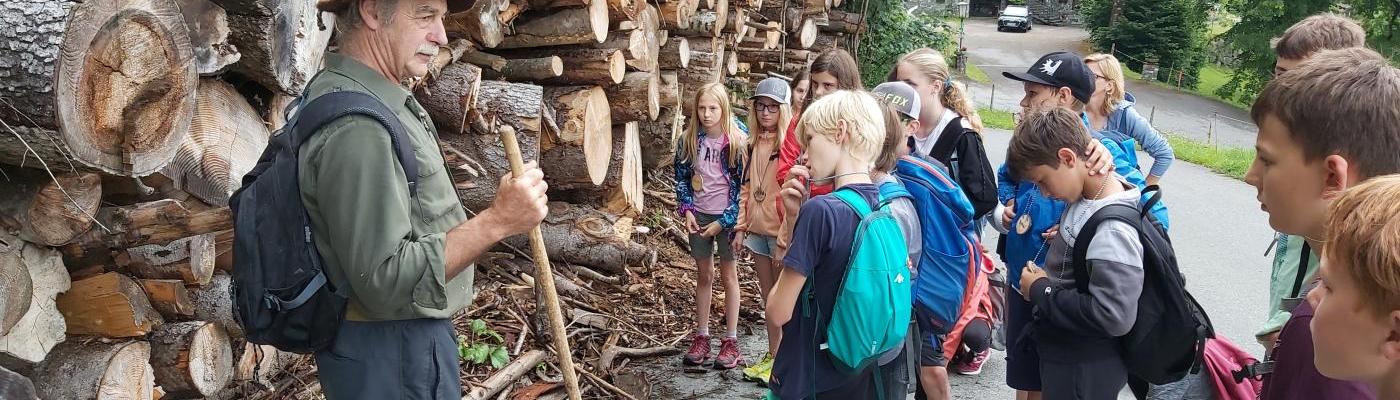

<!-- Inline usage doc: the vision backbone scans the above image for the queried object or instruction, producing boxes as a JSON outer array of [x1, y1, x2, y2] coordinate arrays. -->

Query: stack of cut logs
[[0, 0, 863, 397]]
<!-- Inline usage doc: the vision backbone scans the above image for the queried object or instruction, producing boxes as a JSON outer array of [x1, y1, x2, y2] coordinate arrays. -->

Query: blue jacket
[[1099, 92, 1175, 178], [674, 118, 748, 230]]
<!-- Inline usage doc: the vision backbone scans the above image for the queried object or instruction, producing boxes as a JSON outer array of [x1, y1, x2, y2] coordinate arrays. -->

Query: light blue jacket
[[1099, 92, 1175, 178]]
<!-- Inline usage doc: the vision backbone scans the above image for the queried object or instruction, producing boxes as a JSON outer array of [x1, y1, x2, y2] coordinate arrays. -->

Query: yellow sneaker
[[742, 353, 774, 385]]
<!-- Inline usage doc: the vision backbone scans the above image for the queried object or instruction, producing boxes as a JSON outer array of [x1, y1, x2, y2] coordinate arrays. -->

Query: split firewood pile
[[0, 0, 864, 397]]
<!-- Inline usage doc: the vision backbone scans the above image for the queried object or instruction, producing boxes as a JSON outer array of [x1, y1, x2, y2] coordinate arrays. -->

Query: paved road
[[959, 18, 1259, 148]]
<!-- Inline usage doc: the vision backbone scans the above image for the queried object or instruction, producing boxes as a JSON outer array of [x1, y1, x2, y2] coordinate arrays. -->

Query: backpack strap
[[1289, 242, 1312, 298], [833, 187, 874, 217], [291, 91, 420, 197], [877, 181, 912, 209], [1069, 203, 1144, 292]]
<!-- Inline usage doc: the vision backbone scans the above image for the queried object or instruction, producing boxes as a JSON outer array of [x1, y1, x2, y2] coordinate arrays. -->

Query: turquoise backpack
[[805, 187, 914, 376]]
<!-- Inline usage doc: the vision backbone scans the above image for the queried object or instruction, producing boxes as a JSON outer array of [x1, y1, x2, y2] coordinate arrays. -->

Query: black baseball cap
[[1002, 52, 1095, 104]]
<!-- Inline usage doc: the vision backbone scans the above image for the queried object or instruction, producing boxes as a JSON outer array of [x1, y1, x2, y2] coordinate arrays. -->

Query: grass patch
[[978, 107, 1016, 130], [1121, 64, 1250, 111], [964, 62, 990, 84], [1166, 134, 1254, 180]]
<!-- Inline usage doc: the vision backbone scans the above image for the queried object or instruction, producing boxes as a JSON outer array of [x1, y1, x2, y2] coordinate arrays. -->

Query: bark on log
[[445, 0, 508, 48], [0, 166, 101, 247], [148, 321, 233, 399], [61, 200, 233, 272], [189, 273, 240, 338], [158, 79, 269, 207], [500, 49, 625, 85], [57, 272, 163, 338], [823, 9, 863, 34], [496, 6, 609, 49], [724, 8, 749, 38], [735, 48, 811, 64], [116, 234, 217, 286], [545, 123, 624, 196], [673, 9, 724, 37], [480, 56, 565, 81], [501, 202, 654, 273], [213, 229, 232, 273], [462, 350, 547, 400], [542, 86, 613, 186], [215, 0, 334, 94], [0, 365, 36, 400], [657, 0, 697, 30], [0, 234, 70, 371], [32, 340, 154, 400], [604, 72, 660, 122], [659, 37, 691, 69], [138, 279, 195, 320], [605, 0, 642, 22], [444, 81, 543, 212], [15, 0, 200, 177], [415, 62, 483, 135], [180, 0, 241, 75], [808, 33, 838, 53], [638, 107, 682, 170]]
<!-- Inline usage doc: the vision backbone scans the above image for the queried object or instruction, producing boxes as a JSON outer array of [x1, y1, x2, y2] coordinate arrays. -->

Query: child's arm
[[1120, 106, 1174, 182], [766, 266, 807, 327], [1028, 221, 1144, 337], [770, 199, 835, 326]]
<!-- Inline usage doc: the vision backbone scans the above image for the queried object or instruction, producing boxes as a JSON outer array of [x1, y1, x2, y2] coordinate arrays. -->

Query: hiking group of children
[[672, 12, 1400, 400]]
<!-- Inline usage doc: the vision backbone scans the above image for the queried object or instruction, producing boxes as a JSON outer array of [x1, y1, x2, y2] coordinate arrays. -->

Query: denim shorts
[[743, 233, 780, 258], [688, 212, 734, 260]]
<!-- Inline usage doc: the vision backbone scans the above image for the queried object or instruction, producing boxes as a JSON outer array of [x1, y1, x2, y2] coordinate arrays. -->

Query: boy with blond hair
[[1245, 47, 1400, 400], [1309, 175, 1400, 399], [765, 90, 904, 399]]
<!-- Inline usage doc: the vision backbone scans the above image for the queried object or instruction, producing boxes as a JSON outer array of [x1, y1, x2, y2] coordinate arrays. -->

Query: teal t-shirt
[[1257, 233, 1320, 337]]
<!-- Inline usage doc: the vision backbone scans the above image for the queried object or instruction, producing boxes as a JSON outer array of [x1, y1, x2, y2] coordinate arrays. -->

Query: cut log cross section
[[0, 233, 71, 370], [217, 0, 334, 94], [56, 0, 199, 177], [57, 272, 163, 338], [0, 167, 101, 247], [542, 86, 613, 186], [148, 321, 233, 399], [159, 79, 269, 207], [33, 340, 154, 400], [604, 72, 660, 123], [117, 233, 216, 286]]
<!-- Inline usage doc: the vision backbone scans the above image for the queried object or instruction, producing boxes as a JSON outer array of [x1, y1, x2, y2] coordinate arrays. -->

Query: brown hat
[[317, 0, 470, 14]]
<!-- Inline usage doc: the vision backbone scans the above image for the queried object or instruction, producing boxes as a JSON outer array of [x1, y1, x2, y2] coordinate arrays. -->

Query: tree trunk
[[617, 121, 643, 214], [787, 18, 817, 49], [605, 0, 642, 22], [823, 9, 864, 34], [673, 9, 724, 37], [498, 49, 625, 85], [33, 340, 154, 400], [139, 279, 195, 320], [189, 273, 240, 338], [808, 32, 837, 53], [542, 86, 613, 186], [659, 37, 691, 69], [148, 321, 233, 399], [544, 122, 624, 194], [214, 0, 334, 94], [480, 56, 565, 81], [724, 8, 749, 38], [657, 0, 696, 29], [415, 62, 483, 136], [180, 0, 240, 75], [61, 200, 233, 273], [501, 202, 654, 274], [445, 0, 508, 48], [605, 72, 660, 122], [443, 81, 544, 212], [659, 71, 680, 115], [638, 107, 682, 169], [0, 166, 102, 247], [0, 233, 71, 371], [57, 272, 163, 338], [157, 79, 269, 207], [9, 0, 200, 177], [496, 6, 609, 49], [590, 28, 656, 72], [115, 234, 217, 286], [213, 229, 232, 273], [735, 47, 810, 64]]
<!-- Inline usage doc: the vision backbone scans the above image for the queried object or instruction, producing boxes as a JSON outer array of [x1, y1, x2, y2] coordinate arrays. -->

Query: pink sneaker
[[714, 337, 743, 369], [683, 333, 712, 366], [955, 349, 990, 375]]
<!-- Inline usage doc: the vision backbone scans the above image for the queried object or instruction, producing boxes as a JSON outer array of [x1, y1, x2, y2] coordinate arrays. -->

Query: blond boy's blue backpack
[[805, 187, 913, 374]]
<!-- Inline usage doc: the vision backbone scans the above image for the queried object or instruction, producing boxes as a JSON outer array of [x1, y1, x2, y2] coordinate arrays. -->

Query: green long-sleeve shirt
[[298, 53, 472, 321]]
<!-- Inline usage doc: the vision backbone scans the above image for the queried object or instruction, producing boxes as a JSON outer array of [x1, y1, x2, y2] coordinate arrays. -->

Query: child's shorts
[[1039, 353, 1127, 399], [913, 308, 948, 368], [743, 233, 780, 258], [688, 212, 734, 261], [1005, 289, 1042, 391]]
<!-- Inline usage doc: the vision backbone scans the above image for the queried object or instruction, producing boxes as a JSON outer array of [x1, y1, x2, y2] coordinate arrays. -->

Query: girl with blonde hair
[[1082, 53, 1175, 185], [736, 78, 795, 384], [674, 82, 749, 370]]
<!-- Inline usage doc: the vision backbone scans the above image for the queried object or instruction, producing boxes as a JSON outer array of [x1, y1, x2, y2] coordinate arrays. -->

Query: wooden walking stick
[[492, 122, 583, 400]]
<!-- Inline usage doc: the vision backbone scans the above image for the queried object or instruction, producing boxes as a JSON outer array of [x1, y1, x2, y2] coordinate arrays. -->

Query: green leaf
[[488, 331, 504, 343], [470, 319, 489, 336], [465, 343, 491, 364], [489, 346, 510, 369]]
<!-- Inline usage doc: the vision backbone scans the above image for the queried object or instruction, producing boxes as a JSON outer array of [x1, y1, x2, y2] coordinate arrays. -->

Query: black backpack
[[228, 90, 418, 354], [1070, 187, 1214, 384]]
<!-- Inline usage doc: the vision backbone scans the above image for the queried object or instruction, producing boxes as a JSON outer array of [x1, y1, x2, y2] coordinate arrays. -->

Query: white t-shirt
[[913, 108, 958, 157]]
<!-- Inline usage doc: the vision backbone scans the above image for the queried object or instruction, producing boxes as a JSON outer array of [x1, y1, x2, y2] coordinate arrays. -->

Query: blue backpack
[[882, 155, 983, 334], [807, 187, 913, 374]]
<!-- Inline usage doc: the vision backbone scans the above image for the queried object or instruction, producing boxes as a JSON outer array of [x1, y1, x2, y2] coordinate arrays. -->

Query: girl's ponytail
[[942, 79, 984, 133]]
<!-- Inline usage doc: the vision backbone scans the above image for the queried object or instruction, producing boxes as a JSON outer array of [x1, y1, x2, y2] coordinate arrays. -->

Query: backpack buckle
[[1231, 360, 1274, 382], [263, 294, 283, 312]]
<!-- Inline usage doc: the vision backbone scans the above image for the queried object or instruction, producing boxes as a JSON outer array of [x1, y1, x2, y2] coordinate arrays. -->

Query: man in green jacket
[[306, 0, 548, 398]]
